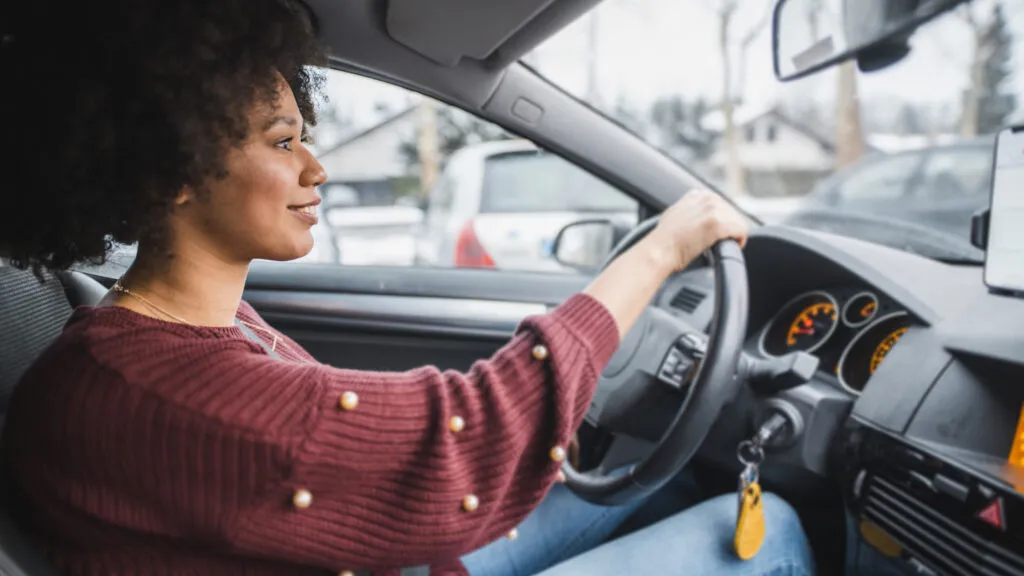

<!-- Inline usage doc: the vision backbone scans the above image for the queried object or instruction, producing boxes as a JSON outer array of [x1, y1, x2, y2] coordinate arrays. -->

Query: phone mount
[[970, 208, 989, 251], [971, 207, 1023, 298]]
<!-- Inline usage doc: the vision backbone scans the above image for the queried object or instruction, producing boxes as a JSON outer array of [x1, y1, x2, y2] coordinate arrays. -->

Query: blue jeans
[[462, 476, 815, 576]]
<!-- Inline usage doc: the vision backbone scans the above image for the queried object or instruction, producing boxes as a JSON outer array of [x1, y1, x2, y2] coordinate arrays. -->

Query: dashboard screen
[[985, 129, 1024, 292]]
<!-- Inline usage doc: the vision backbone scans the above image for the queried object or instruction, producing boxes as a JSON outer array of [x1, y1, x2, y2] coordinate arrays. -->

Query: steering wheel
[[562, 217, 749, 506]]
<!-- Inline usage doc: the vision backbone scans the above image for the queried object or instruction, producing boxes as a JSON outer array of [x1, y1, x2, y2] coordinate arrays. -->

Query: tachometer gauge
[[842, 292, 878, 328], [760, 291, 839, 356], [837, 312, 911, 394]]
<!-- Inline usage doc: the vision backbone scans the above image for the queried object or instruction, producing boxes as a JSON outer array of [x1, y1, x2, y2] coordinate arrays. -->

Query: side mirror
[[551, 219, 618, 272], [772, 0, 962, 82]]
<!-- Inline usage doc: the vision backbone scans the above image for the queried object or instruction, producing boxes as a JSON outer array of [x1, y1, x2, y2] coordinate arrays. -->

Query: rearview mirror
[[772, 0, 963, 82], [551, 220, 617, 272]]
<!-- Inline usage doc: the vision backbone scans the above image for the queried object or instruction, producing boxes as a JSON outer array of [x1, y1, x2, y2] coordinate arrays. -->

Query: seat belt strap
[[234, 318, 282, 360]]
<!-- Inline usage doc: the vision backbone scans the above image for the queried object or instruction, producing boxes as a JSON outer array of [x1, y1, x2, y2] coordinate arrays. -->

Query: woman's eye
[[276, 137, 294, 151]]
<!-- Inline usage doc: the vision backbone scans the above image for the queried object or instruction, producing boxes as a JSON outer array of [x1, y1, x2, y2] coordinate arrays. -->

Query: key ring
[[737, 440, 764, 467]]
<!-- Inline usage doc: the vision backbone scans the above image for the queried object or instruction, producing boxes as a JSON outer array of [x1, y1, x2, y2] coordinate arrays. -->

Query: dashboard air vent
[[863, 476, 1024, 576], [670, 287, 706, 313]]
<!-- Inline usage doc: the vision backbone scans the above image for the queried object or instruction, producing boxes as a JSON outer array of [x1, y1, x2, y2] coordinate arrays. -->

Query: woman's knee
[[755, 492, 816, 572], [690, 491, 815, 574]]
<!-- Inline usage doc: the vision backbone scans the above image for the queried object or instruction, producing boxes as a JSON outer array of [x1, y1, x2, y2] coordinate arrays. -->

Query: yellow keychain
[[735, 462, 766, 560]]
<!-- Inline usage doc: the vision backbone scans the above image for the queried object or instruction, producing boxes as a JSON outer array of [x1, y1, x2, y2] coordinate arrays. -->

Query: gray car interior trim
[[486, 0, 606, 68], [245, 261, 590, 305], [386, 0, 558, 66], [243, 290, 546, 334], [481, 65, 709, 210]]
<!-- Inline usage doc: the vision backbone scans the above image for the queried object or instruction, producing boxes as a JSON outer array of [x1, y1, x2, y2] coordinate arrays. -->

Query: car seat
[[0, 262, 106, 575]]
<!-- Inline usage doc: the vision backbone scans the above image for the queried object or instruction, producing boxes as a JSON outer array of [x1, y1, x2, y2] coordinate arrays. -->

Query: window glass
[[479, 152, 638, 213], [835, 154, 921, 202], [300, 68, 638, 272], [916, 147, 993, 199]]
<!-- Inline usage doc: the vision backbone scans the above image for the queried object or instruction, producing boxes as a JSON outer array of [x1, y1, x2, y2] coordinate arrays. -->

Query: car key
[[735, 451, 765, 559], [734, 414, 788, 560]]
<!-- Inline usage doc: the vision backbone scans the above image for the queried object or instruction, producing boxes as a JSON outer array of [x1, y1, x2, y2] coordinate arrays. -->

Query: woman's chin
[[259, 235, 316, 262]]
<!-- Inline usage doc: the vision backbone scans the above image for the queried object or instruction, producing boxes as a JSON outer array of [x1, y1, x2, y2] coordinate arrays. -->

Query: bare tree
[[960, 5, 988, 138], [958, 1, 1013, 138], [811, 0, 864, 167], [835, 61, 866, 166], [708, 0, 772, 197], [416, 100, 440, 197], [734, 4, 775, 99]]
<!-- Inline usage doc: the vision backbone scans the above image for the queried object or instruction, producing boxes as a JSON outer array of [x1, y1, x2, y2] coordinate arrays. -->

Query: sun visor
[[386, 0, 601, 68]]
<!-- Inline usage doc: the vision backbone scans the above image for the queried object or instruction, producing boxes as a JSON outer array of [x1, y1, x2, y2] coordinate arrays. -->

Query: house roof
[[702, 104, 835, 153], [315, 106, 418, 158]]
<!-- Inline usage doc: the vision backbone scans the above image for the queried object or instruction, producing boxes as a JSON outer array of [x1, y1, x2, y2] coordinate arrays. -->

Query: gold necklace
[[111, 280, 282, 352]]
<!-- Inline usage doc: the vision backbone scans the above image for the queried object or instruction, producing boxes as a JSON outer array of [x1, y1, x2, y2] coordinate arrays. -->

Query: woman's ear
[[175, 186, 195, 206]]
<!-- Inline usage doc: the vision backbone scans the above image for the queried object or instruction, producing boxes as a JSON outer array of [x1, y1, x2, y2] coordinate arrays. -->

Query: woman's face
[[173, 80, 327, 264]]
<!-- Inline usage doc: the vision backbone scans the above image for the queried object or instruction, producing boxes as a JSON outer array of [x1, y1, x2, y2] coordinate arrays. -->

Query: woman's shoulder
[[66, 304, 249, 354], [54, 305, 298, 391], [25, 304, 323, 435]]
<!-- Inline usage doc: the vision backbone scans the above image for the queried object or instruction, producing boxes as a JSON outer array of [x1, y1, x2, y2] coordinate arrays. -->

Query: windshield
[[480, 152, 639, 213], [525, 0, 1023, 261]]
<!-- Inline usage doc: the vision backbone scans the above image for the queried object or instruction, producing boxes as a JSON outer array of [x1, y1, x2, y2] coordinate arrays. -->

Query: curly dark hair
[[0, 0, 326, 271]]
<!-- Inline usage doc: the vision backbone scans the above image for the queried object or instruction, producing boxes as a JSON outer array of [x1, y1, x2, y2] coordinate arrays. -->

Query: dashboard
[[754, 286, 912, 395], [655, 225, 1024, 576]]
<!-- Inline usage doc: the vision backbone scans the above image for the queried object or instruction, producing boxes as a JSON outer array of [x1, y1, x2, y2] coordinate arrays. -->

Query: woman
[[0, 1, 815, 574]]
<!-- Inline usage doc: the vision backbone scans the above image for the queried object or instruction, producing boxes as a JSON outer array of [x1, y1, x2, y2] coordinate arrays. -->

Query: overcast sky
[[316, 0, 1024, 144], [530, 0, 1024, 109]]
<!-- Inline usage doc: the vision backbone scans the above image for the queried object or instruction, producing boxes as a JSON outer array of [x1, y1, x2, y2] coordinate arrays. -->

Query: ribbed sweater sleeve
[[56, 293, 619, 574]]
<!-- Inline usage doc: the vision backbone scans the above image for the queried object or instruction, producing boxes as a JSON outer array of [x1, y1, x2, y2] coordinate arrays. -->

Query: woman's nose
[[302, 154, 328, 188]]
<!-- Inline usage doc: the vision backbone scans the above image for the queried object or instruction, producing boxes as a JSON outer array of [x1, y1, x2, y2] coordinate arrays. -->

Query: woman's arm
[[223, 192, 749, 570], [89, 191, 748, 573], [220, 293, 618, 571]]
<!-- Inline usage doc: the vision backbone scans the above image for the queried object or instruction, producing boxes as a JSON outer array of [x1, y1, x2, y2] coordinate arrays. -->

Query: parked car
[[319, 182, 361, 210], [786, 138, 994, 241], [413, 140, 639, 272], [313, 180, 424, 266], [326, 204, 424, 266]]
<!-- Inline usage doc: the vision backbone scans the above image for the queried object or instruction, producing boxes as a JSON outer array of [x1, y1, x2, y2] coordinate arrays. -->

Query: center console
[[840, 352, 1024, 576]]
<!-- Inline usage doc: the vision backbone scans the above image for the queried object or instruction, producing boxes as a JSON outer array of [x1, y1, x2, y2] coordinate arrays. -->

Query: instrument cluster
[[757, 288, 912, 394]]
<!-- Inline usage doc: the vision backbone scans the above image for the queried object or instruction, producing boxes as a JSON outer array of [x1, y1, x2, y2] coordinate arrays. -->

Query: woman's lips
[[288, 203, 319, 225]]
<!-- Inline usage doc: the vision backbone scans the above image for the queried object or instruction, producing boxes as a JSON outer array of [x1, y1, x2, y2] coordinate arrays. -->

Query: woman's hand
[[643, 189, 750, 274], [584, 189, 749, 339]]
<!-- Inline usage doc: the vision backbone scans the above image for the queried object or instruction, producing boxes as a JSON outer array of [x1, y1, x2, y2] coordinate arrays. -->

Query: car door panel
[[243, 261, 589, 371]]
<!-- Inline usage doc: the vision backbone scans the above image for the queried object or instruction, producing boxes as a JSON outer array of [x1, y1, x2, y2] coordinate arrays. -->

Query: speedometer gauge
[[760, 291, 839, 356], [870, 326, 908, 373], [837, 312, 911, 394]]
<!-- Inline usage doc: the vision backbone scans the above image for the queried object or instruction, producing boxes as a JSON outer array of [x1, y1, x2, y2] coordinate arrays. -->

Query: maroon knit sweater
[[2, 293, 619, 575]]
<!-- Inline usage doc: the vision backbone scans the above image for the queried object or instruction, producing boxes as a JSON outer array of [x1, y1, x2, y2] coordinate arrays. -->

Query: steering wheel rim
[[562, 216, 749, 506]]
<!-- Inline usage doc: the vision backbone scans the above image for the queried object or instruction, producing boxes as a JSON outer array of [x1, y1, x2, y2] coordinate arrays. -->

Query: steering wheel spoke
[[564, 219, 749, 506], [585, 308, 703, 439]]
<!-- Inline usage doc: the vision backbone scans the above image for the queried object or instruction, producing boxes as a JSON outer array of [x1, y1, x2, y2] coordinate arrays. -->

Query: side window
[[307, 68, 638, 273], [915, 147, 993, 200], [834, 154, 921, 202]]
